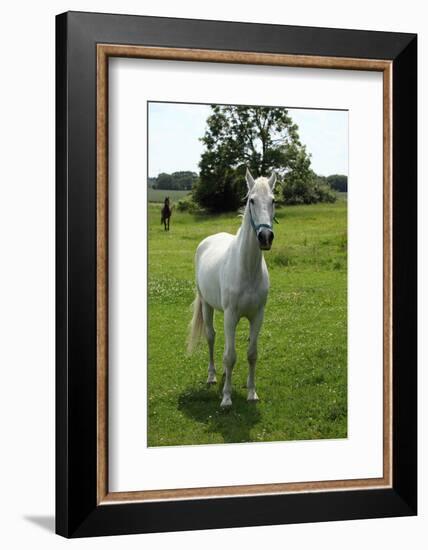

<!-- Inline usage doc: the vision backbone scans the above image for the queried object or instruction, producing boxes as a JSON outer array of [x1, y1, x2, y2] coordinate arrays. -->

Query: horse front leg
[[221, 309, 238, 408], [247, 309, 264, 402]]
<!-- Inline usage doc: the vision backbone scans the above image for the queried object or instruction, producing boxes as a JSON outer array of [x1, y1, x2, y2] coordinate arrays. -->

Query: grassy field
[[148, 188, 190, 202], [148, 196, 347, 446]]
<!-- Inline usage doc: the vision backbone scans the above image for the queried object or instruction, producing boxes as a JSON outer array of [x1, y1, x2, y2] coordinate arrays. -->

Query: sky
[[148, 102, 348, 178]]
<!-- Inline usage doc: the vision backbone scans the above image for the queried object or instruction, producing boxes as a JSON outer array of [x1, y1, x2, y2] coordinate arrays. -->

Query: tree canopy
[[193, 105, 335, 211]]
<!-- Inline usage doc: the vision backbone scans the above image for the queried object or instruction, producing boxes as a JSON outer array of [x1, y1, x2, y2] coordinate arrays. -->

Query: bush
[[282, 175, 336, 205], [176, 195, 199, 213], [192, 165, 247, 213], [314, 183, 337, 204]]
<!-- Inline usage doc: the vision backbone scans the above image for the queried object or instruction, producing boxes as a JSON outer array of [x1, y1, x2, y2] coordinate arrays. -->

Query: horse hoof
[[247, 392, 259, 402], [207, 376, 217, 385], [220, 396, 232, 408]]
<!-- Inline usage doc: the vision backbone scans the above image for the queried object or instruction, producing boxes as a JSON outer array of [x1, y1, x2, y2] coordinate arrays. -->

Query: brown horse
[[161, 196, 172, 231]]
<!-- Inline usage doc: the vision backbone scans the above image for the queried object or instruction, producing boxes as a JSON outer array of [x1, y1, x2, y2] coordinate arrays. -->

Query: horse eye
[[250, 198, 254, 204], [272, 198, 275, 204]]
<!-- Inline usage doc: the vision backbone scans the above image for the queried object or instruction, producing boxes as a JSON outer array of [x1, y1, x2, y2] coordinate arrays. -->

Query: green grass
[[148, 188, 190, 203], [148, 197, 347, 446]]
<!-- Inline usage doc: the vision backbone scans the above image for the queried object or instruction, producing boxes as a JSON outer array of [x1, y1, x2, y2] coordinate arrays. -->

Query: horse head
[[245, 168, 277, 250]]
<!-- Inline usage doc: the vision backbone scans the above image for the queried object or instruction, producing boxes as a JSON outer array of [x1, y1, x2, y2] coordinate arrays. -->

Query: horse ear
[[246, 168, 256, 191], [268, 172, 277, 191]]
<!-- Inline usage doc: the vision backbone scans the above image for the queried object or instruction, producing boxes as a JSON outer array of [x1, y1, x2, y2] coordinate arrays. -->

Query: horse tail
[[187, 292, 204, 354]]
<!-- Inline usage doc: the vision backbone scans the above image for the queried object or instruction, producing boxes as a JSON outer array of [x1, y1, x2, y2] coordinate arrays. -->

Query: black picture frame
[[56, 11, 417, 538]]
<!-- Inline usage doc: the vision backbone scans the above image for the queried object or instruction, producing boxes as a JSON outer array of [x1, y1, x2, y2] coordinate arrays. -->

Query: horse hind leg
[[202, 301, 216, 384]]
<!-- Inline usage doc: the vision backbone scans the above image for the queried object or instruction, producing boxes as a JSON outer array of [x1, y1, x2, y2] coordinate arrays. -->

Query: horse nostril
[[257, 229, 274, 248]]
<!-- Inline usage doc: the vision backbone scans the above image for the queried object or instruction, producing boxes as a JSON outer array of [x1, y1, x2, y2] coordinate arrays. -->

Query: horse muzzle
[[257, 228, 274, 250]]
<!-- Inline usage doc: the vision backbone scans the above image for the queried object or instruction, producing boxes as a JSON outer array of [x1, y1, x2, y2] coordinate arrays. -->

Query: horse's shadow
[[177, 378, 261, 444]]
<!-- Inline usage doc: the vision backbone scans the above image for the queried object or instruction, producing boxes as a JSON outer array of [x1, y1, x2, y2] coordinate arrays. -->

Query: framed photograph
[[56, 11, 417, 538]]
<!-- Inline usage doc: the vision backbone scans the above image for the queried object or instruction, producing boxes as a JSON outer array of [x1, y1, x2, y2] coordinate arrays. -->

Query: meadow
[[147, 195, 347, 446], [148, 188, 190, 202]]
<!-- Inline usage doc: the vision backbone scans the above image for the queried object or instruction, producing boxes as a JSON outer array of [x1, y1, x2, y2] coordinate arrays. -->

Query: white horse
[[187, 169, 277, 407]]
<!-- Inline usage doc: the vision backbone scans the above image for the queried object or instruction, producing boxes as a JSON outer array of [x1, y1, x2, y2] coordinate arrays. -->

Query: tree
[[281, 143, 336, 205], [155, 172, 173, 190], [170, 171, 198, 190], [327, 174, 348, 193], [153, 171, 198, 190], [194, 105, 311, 211]]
